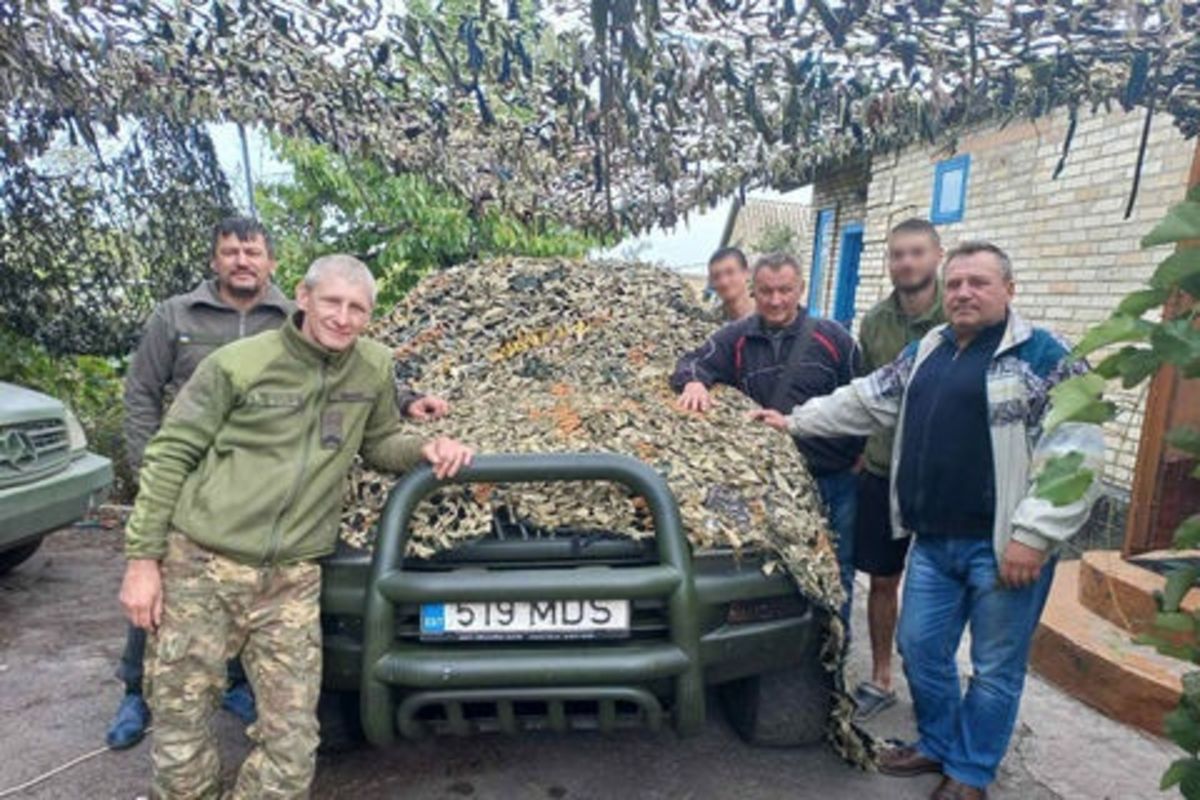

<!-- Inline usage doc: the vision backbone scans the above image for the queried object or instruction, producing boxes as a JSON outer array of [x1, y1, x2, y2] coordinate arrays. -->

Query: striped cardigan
[[786, 309, 1105, 561]]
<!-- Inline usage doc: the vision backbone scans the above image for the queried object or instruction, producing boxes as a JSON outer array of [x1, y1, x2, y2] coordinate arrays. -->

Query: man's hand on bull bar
[[120, 559, 164, 632], [422, 436, 475, 479]]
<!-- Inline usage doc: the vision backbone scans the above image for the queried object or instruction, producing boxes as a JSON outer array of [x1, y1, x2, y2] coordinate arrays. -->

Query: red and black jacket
[[670, 310, 865, 477]]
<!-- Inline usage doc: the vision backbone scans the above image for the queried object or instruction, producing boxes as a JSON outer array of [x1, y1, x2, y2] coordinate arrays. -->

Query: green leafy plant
[[1035, 184, 1200, 797], [257, 137, 601, 309], [0, 329, 132, 500], [754, 222, 798, 255]]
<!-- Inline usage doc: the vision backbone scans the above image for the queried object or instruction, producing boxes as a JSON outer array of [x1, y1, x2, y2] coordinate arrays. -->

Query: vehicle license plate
[[420, 599, 631, 640]]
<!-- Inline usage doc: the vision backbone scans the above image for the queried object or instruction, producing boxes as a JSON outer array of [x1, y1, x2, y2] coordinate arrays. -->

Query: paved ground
[[0, 527, 1180, 799]]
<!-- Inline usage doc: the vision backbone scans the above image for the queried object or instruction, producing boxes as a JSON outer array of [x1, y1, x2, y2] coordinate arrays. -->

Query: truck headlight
[[65, 409, 89, 452]]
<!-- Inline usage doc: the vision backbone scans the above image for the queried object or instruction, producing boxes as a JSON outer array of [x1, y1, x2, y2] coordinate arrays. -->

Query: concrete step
[[1078, 549, 1200, 635], [1031, 559, 1192, 738]]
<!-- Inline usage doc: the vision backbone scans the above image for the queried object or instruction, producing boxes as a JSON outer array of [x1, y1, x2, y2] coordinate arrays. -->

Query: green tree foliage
[[754, 222, 798, 255], [257, 138, 599, 309]]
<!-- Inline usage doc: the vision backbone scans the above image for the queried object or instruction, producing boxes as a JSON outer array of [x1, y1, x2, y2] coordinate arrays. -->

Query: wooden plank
[[1124, 141, 1200, 556]]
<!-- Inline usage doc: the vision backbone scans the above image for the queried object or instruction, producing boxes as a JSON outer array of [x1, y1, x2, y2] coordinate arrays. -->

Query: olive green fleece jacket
[[125, 316, 426, 565]]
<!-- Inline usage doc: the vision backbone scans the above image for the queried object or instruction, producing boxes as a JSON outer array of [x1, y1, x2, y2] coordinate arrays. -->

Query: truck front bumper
[[0, 452, 113, 551]]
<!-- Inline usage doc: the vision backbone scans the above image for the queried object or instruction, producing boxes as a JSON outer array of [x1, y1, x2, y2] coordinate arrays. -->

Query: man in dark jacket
[[670, 252, 863, 621]]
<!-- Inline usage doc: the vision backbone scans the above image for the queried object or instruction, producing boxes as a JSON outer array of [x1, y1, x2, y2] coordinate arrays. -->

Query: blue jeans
[[897, 536, 1056, 789], [816, 470, 857, 629]]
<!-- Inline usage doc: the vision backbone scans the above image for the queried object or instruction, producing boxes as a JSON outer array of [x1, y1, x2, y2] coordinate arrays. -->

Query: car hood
[[0, 382, 66, 425]]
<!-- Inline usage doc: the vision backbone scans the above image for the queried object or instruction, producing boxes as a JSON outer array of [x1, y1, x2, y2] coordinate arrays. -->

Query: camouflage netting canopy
[[4, 1, 1198, 234], [339, 257, 842, 609]]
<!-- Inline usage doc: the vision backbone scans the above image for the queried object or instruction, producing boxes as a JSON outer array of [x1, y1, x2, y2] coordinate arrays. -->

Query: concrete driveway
[[0, 527, 1178, 799]]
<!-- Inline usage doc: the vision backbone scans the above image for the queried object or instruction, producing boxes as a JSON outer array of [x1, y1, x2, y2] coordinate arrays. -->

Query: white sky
[[209, 123, 812, 271]]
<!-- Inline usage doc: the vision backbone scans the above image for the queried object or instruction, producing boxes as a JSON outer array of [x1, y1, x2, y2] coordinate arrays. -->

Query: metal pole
[[237, 122, 257, 216]]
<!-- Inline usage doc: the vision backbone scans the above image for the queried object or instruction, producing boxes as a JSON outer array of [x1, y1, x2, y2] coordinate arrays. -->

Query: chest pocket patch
[[329, 391, 377, 403], [244, 392, 304, 408], [320, 410, 345, 450], [322, 392, 375, 449]]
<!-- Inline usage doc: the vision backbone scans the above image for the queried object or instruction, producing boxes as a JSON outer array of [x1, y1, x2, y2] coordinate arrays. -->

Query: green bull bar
[[359, 453, 705, 745]]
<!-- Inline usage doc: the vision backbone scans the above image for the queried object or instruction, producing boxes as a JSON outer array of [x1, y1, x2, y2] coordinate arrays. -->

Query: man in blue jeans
[[752, 242, 1103, 800], [671, 252, 863, 624]]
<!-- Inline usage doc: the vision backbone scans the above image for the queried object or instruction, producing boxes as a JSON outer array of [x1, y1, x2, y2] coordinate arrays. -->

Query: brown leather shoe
[[930, 776, 988, 800], [877, 744, 943, 777]]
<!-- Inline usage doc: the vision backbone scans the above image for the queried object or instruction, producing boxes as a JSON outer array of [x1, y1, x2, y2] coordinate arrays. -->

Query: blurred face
[[887, 231, 942, 294], [295, 274, 374, 352], [753, 265, 804, 328], [708, 255, 749, 303], [943, 252, 1014, 337], [211, 233, 276, 298]]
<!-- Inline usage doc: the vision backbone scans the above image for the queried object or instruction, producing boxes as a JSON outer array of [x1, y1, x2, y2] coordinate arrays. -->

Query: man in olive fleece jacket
[[119, 254, 473, 800], [110, 217, 451, 751]]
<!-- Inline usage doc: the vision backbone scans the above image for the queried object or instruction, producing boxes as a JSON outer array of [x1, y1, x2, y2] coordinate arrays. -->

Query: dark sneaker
[[222, 681, 257, 725], [106, 694, 151, 750]]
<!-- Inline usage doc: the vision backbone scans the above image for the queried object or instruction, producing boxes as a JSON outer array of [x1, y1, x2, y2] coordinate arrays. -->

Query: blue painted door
[[832, 223, 863, 328], [809, 208, 835, 316]]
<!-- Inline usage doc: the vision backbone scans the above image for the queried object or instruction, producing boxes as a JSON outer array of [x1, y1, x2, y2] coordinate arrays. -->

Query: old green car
[[318, 453, 834, 749], [0, 382, 114, 573]]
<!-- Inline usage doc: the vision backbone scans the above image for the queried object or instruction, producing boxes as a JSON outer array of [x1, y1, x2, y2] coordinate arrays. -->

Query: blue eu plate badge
[[421, 603, 446, 634]]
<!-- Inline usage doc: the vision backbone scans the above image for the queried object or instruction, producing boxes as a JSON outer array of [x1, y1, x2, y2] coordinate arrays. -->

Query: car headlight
[[65, 409, 89, 452]]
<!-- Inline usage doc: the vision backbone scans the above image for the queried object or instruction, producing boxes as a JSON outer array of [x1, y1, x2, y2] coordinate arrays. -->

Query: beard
[[224, 275, 264, 298], [896, 271, 936, 295]]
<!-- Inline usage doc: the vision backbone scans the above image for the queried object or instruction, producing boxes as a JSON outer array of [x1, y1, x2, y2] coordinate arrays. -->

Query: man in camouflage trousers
[[111, 217, 451, 751], [111, 216, 291, 749], [120, 254, 474, 799]]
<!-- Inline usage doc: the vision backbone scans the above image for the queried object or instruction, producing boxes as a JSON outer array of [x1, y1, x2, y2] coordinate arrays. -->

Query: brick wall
[[857, 107, 1194, 488], [804, 161, 871, 317]]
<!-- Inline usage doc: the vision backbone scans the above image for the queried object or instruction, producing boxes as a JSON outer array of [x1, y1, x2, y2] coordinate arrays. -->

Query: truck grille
[[397, 687, 665, 737], [0, 418, 70, 484]]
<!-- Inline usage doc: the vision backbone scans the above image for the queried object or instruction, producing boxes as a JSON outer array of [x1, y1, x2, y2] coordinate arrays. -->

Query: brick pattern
[[852, 107, 1194, 488], [799, 161, 870, 317]]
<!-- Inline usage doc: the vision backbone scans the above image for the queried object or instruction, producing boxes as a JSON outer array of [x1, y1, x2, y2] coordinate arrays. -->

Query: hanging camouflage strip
[[338, 257, 874, 765]]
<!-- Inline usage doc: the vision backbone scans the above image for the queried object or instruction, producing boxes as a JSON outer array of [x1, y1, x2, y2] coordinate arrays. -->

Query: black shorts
[[853, 471, 912, 577]]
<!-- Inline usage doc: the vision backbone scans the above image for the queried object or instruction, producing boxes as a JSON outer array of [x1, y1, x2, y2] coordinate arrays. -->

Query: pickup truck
[[318, 453, 834, 748], [0, 381, 114, 573]]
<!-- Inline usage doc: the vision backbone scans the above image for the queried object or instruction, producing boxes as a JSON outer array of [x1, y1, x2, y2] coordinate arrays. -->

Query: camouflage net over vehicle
[[338, 257, 873, 765]]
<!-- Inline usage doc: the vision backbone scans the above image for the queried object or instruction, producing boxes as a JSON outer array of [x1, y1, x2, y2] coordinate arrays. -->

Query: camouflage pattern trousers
[[147, 532, 322, 800]]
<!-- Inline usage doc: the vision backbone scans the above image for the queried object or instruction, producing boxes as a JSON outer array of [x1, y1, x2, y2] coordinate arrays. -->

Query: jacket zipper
[[264, 361, 327, 565]]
